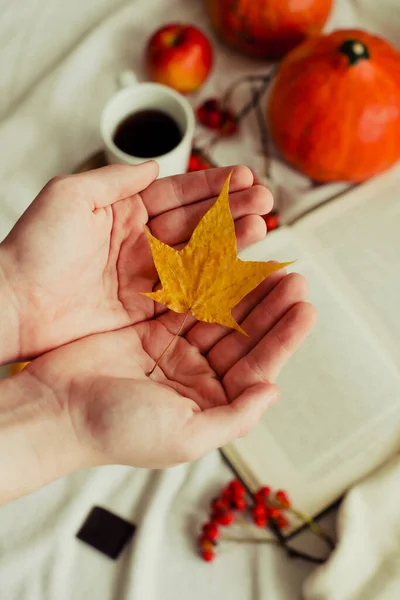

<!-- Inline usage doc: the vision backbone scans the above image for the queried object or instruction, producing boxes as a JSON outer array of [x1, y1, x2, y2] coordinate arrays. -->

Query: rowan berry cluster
[[198, 480, 292, 562]]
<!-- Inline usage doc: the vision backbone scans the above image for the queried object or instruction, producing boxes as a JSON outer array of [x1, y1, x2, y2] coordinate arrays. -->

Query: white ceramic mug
[[101, 71, 195, 178]]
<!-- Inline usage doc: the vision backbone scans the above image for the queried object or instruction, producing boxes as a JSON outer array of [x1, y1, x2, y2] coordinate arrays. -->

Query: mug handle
[[117, 70, 138, 90]]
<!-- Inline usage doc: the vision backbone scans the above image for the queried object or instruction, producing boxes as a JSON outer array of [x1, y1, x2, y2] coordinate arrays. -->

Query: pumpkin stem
[[339, 39, 370, 66]]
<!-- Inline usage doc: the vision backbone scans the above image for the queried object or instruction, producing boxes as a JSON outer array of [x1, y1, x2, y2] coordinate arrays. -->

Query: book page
[[293, 165, 400, 364], [227, 229, 400, 524]]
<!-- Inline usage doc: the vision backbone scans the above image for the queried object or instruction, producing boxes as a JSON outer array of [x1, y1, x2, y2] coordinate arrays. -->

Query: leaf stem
[[148, 311, 190, 377]]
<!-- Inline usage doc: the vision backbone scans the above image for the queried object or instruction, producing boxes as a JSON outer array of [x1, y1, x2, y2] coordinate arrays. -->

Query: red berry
[[216, 510, 235, 526], [208, 110, 223, 129], [254, 491, 266, 505], [198, 533, 217, 546], [260, 486, 272, 499], [231, 496, 246, 511], [197, 99, 223, 130], [254, 504, 267, 517], [202, 522, 220, 541], [252, 504, 267, 520], [269, 508, 282, 520], [275, 490, 291, 509], [202, 549, 215, 562], [200, 538, 215, 552], [220, 112, 238, 136], [188, 154, 201, 172], [203, 98, 219, 112], [229, 480, 245, 496], [196, 99, 238, 134], [254, 516, 268, 528], [198, 534, 214, 548], [255, 486, 271, 501], [264, 211, 280, 232], [196, 104, 207, 124], [275, 515, 289, 529], [222, 487, 232, 500], [211, 498, 230, 512]]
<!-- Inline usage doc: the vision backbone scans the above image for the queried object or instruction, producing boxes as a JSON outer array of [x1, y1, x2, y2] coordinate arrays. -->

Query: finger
[[182, 383, 280, 459], [207, 273, 308, 376], [149, 184, 273, 246], [154, 215, 267, 329], [186, 270, 286, 354], [141, 165, 254, 217], [63, 161, 159, 209], [223, 302, 317, 400]]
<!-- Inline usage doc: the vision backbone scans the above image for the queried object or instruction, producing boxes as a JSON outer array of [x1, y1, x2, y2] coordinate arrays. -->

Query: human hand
[[0, 163, 316, 502], [15, 265, 315, 476], [0, 163, 274, 363]]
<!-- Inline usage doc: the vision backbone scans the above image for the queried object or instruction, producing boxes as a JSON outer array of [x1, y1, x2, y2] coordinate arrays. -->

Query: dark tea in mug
[[113, 109, 183, 158]]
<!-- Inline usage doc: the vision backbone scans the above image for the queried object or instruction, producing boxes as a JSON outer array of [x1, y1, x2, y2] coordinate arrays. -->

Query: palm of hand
[[29, 319, 227, 467], [28, 257, 314, 467]]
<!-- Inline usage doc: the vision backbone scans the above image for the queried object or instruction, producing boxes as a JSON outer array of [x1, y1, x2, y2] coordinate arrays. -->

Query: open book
[[225, 164, 400, 533]]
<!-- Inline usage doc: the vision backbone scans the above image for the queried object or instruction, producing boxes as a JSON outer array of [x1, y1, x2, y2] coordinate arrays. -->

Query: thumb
[[184, 383, 279, 459], [72, 160, 159, 209]]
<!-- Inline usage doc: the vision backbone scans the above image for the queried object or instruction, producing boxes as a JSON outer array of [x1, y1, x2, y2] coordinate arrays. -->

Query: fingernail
[[263, 387, 279, 409]]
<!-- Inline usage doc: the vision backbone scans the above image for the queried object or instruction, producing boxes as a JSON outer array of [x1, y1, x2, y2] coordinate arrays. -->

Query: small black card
[[76, 506, 136, 559]]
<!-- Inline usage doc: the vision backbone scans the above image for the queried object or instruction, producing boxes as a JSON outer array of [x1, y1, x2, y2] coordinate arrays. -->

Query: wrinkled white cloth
[[0, 1, 399, 599], [0, 0, 128, 120], [304, 455, 400, 600]]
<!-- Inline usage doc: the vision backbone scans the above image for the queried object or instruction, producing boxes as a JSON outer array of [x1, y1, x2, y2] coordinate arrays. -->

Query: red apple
[[146, 23, 213, 94]]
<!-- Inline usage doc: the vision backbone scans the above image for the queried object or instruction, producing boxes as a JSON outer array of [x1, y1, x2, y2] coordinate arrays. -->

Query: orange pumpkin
[[205, 0, 333, 60], [268, 30, 400, 182]]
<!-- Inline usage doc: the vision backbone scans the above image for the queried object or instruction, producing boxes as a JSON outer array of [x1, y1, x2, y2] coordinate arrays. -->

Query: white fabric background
[[0, 1, 400, 598]]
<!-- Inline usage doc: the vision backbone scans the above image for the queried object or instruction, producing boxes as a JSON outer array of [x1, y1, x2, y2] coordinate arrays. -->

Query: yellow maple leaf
[[143, 173, 292, 334]]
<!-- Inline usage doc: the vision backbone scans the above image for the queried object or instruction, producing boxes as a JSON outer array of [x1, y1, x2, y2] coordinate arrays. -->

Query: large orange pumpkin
[[268, 30, 400, 182], [205, 0, 333, 60]]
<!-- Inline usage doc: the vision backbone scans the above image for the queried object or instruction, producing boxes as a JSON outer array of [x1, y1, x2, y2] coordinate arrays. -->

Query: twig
[[235, 509, 329, 564], [235, 74, 273, 122], [200, 73, 274, 156], [222, 535, 279, 546], [222, 532, 325, 564], [221, 73, 272, 110]]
